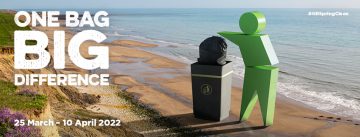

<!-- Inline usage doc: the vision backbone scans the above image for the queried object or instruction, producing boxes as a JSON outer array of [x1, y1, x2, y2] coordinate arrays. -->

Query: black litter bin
[[191, 61, 233, 121], [191, 36, 232, 121]]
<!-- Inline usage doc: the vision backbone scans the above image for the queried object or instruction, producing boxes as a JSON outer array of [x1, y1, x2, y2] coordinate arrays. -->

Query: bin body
[[191, 61, 232, 121]]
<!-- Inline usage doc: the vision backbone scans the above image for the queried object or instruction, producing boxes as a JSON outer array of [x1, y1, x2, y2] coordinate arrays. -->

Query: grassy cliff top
[[0, 80, 47, 111], [0, 12, 32, 47]]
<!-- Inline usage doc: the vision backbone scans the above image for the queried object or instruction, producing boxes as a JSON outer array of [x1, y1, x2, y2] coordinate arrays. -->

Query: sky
[[0, 0, 359, 9]]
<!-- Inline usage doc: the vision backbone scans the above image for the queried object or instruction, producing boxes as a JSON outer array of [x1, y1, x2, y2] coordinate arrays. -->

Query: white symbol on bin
[[201, 84, 212, 95]]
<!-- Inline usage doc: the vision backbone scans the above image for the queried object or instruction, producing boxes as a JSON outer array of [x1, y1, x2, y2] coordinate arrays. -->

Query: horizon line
[[1, 7, 360, 10]]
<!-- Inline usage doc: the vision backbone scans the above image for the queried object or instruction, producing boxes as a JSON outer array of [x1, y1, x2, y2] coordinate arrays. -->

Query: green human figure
[[218, 11, 279, 126]]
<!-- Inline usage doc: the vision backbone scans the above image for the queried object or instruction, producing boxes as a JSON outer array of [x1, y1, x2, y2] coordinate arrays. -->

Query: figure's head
[[239, 11, 266, 34]]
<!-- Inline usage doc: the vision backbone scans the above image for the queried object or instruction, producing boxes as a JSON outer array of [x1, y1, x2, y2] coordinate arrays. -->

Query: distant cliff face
[[0, 55, 12, 81]]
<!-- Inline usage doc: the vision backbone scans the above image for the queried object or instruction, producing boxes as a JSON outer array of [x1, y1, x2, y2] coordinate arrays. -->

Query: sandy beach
[[2, 16, 357, 136]]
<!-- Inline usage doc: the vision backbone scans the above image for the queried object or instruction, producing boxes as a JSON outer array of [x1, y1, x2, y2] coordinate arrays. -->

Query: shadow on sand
[[125, 113, 268, 136]]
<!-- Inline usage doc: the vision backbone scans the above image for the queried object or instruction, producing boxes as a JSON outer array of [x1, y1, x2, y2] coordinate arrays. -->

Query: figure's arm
[[218, 31, 243, 46], [260, 35, 279, 65], [218, 31, 243, 35]]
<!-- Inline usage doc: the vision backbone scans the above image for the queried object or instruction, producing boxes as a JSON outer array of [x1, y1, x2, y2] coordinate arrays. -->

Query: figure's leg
[[255, 66, 279, 126], [240, 67, 258, 121], [239, 89, 257, 121]]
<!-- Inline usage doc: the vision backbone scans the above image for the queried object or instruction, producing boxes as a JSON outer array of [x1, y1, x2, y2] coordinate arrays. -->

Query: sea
[[72, 8, 360, 120]]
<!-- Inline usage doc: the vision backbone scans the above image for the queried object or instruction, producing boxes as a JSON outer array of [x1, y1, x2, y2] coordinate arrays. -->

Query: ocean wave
[[106, 32, 149, 40], [105, 31, 197, 49], [227, 55, 245, 77], [278, 77, 360, 120]]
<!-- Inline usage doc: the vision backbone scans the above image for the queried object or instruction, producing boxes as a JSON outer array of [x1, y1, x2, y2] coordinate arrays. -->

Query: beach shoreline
[[108, 37, 359, 121], [102, 37, 360, 136]]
